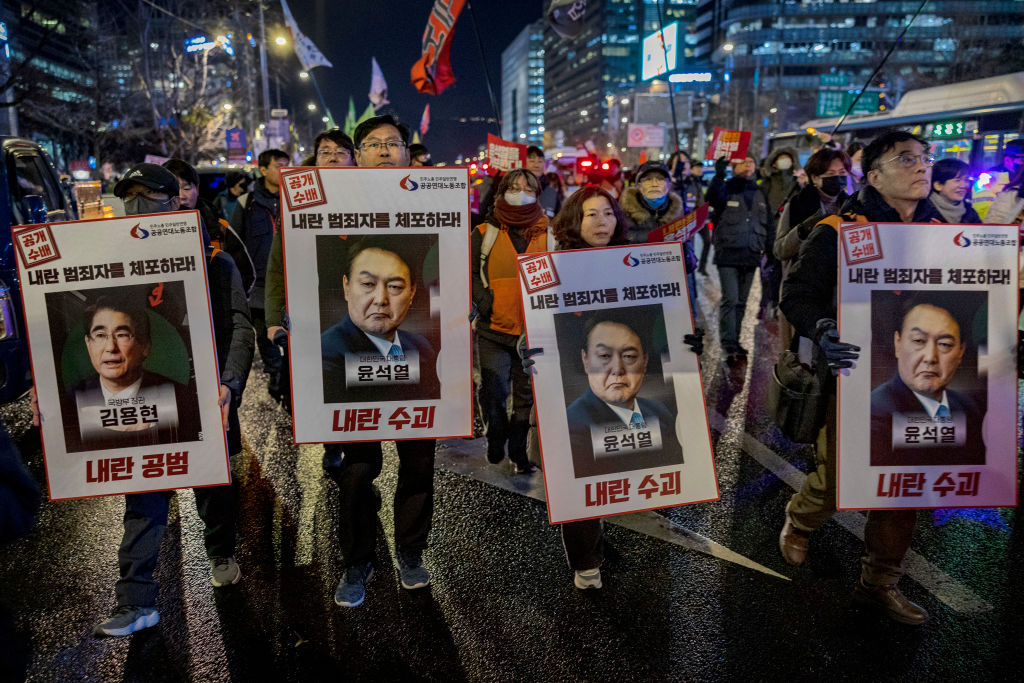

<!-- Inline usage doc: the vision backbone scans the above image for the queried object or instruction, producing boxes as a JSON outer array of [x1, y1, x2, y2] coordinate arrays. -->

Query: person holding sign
[[54, 162, 253, 638], [778, 131, 943, 626], [322, 115, 439, 609], [472, 169, 549, 474], [870, 298, 985, 467]]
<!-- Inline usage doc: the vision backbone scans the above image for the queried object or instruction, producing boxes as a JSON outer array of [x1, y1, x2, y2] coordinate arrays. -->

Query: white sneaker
[[574, 568, 602, 590], [210, 556, 242, 587]]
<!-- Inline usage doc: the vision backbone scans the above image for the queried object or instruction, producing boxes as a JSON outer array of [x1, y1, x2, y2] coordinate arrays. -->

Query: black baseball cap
[[635, 161, 671, 181], [113, 163, 180, 198]]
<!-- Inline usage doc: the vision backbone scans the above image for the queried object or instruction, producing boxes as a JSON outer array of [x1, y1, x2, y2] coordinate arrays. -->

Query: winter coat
[[759, 146, 800, 217], [774, 183, 849, 279], [706, 173, 768, 267], [229, 177, 280, 306], [619, 186, 684, 243]]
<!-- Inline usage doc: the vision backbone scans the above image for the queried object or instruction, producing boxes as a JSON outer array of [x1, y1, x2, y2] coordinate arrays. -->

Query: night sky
[[286, 0, 546, 163]]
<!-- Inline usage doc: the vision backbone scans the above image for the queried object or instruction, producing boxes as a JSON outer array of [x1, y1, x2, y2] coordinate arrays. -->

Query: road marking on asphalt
[[706, 409, 994, 614], [436, 439, 791, 581]]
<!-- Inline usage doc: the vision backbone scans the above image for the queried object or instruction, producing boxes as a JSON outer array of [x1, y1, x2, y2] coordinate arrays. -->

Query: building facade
[[501, 19, 546, 146], [696, 0, 1024, 130]]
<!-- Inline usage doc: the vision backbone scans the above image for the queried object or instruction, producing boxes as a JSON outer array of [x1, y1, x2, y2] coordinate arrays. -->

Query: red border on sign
[[839, 222, 884, 265], [280, 167, 328, 212], [13, 224, 61, 269]]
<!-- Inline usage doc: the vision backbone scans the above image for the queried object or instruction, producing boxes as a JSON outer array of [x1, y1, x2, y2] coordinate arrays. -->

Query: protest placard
[[280, 167, 472, 442], [704, 126, 752, 161], [519, 243, 718, 524], [647, 204, 709, 244], [837, 222, 1018, 509], [486, 134, 528, 172], [14, 212, 228, 500]]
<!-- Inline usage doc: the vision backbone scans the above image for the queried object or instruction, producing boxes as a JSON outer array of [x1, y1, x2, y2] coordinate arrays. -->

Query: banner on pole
[[704, 126, 751, 161], [518, 243, 718, 524], [279, 167, 472, 442], [486, 134, 528, 172], [13, 213, 229, 500], [837, 222, 1019, 509], [410, 0, 467, 95]]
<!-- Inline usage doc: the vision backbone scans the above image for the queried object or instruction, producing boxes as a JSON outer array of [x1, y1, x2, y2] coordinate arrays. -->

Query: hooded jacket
[[760, 146, 801, 216], [619, 186, 684, 243]]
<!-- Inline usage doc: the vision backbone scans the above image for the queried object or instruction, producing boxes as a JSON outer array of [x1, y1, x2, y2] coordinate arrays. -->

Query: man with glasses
[[313, 129, 356, 167], [778, 130, 942, 626]]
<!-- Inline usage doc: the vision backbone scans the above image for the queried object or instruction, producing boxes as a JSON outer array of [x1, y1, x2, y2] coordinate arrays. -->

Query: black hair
[[408, 143, 429, 158], [803, 148, 851, 178], [258, 149, 289, 168], [526, 145, 544, 158], [353, 114, 411, 148], [580, 310, 652, 354], [162, 158, 198, 187], [931, 158, 970, 187], [314, 129, 355, 157], [895, 293, 969, 345], [84, 294, 151, 346], [862, 130, 930, 175], [344, 236, 422, 286]]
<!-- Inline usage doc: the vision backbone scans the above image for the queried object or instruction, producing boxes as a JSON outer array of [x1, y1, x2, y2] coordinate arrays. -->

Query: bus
[[766, 71, 1024, 171]]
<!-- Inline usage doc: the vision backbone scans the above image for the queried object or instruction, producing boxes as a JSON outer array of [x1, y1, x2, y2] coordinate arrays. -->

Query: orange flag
[[410, 0, 467, 95]]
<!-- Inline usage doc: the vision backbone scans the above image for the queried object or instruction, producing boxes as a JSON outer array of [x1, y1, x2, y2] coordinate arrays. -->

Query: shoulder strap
[[479, 223, 500, 289]]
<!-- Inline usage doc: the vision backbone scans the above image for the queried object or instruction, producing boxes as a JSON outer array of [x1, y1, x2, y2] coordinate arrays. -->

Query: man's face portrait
[[582, 321, 648, 407], [867, 139, 932, 202], [893, 304, 965, 401], [85, 308, 150, 390], [343, 247, 416, 341], [354, 124, 410, 168]]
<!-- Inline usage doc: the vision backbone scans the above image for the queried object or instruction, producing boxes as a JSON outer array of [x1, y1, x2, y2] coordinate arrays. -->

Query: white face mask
[[775, 157, 793, 171], [850, 161, 863, 178], [504, 190, 536, 206]]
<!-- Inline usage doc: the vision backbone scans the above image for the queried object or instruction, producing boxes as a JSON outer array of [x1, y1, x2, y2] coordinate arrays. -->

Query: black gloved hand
[[813, 318, 860, 374], [521, 347, 543, 371], [714, 156, 730, 175], [683, 327, 704, 355]]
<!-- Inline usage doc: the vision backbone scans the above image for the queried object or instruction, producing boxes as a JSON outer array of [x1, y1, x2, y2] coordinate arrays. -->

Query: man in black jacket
[[706, 155, 768, 365], [81, 163, 254, 637], [778, 131, 940, 626]]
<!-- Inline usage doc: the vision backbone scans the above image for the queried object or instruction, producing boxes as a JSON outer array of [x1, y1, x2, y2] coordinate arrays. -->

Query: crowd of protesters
[[5, 112, 1023, 639]]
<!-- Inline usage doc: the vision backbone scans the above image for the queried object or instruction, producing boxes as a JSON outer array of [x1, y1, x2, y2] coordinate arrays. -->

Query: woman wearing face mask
[[621, 161, 703, 322], [472, 169, 550, 474], [930, 158, 981, 224], [774, 147, 851, 348], [757, 147, 801, 320]]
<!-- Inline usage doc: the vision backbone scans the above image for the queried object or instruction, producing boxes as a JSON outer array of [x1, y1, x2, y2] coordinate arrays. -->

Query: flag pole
[[465, 0, 501, 133], [308, 70, 332, 125]]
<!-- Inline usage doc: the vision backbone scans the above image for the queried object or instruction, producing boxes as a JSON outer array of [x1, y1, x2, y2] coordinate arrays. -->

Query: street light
[[723, 42, 735, 52], [275, 36, 287, 46], [223, 103, 233, 111], [299, 71, 309, 79], [322, 116, 329, 123], [307, 103, 317, 111]]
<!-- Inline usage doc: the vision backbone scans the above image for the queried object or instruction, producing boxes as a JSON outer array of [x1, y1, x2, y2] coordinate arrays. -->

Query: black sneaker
[[335, 562, 374, 607], [93, 605, 159, 637], [395, 549, 431, 590]]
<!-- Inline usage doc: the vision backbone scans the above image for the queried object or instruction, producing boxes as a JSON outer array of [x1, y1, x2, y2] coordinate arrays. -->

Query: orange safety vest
[[477, 222, 548, 336]]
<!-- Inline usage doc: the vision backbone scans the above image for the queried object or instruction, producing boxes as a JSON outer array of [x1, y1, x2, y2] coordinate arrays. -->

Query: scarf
[[494, 195, 545, 233], [930, 193, 966, 224]]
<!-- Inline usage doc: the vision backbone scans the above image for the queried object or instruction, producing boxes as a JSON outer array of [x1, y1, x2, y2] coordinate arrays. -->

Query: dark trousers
[[250, 307, 280, 377], [476, 334, 533, 466], [717, 264, 757, 350], [115, 481, 238, 609], [561, 519, 604, 570], [326, 439, 436, 567]]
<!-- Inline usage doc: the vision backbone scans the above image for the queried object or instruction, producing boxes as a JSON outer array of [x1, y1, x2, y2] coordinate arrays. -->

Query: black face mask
[[819, 175, 845, 197]]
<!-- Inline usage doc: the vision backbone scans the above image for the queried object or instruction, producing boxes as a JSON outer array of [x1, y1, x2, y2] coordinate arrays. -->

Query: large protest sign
[[837, 222, 1018, 509], [518, 243, 718, 524], [704, 127, 751, 161], [280, 167, 472, 442], [486, 134, 528, 172], [13, 213, 228, 500]]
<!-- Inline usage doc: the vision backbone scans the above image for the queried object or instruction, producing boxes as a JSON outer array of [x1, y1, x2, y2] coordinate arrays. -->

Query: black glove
[[520, 346, 543, 371], [714, 156, 729, 175], [813, 318, 860, 373], [683, 327, 704, 355]]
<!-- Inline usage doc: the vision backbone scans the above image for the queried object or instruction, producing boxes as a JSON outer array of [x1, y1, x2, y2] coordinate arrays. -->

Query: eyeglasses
[[358, 140, 406, 152], [316, 148, 351, 158], [881, 153, 935, 169], [88, 331, 135, 345]]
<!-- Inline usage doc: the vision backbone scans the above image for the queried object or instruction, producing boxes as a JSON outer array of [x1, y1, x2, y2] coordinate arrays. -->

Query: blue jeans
[[717, 265, 756, 351]]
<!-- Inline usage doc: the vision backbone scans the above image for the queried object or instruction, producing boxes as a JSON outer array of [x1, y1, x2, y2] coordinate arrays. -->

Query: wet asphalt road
[[1, 266, 1022, 682]]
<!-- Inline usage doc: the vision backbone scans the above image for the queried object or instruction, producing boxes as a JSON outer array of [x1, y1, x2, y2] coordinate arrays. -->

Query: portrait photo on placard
[[868, 289, 987, 467], [317, 233, 441, 403], [555, 303, 683, 478], [46, 281, 202, 453]]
